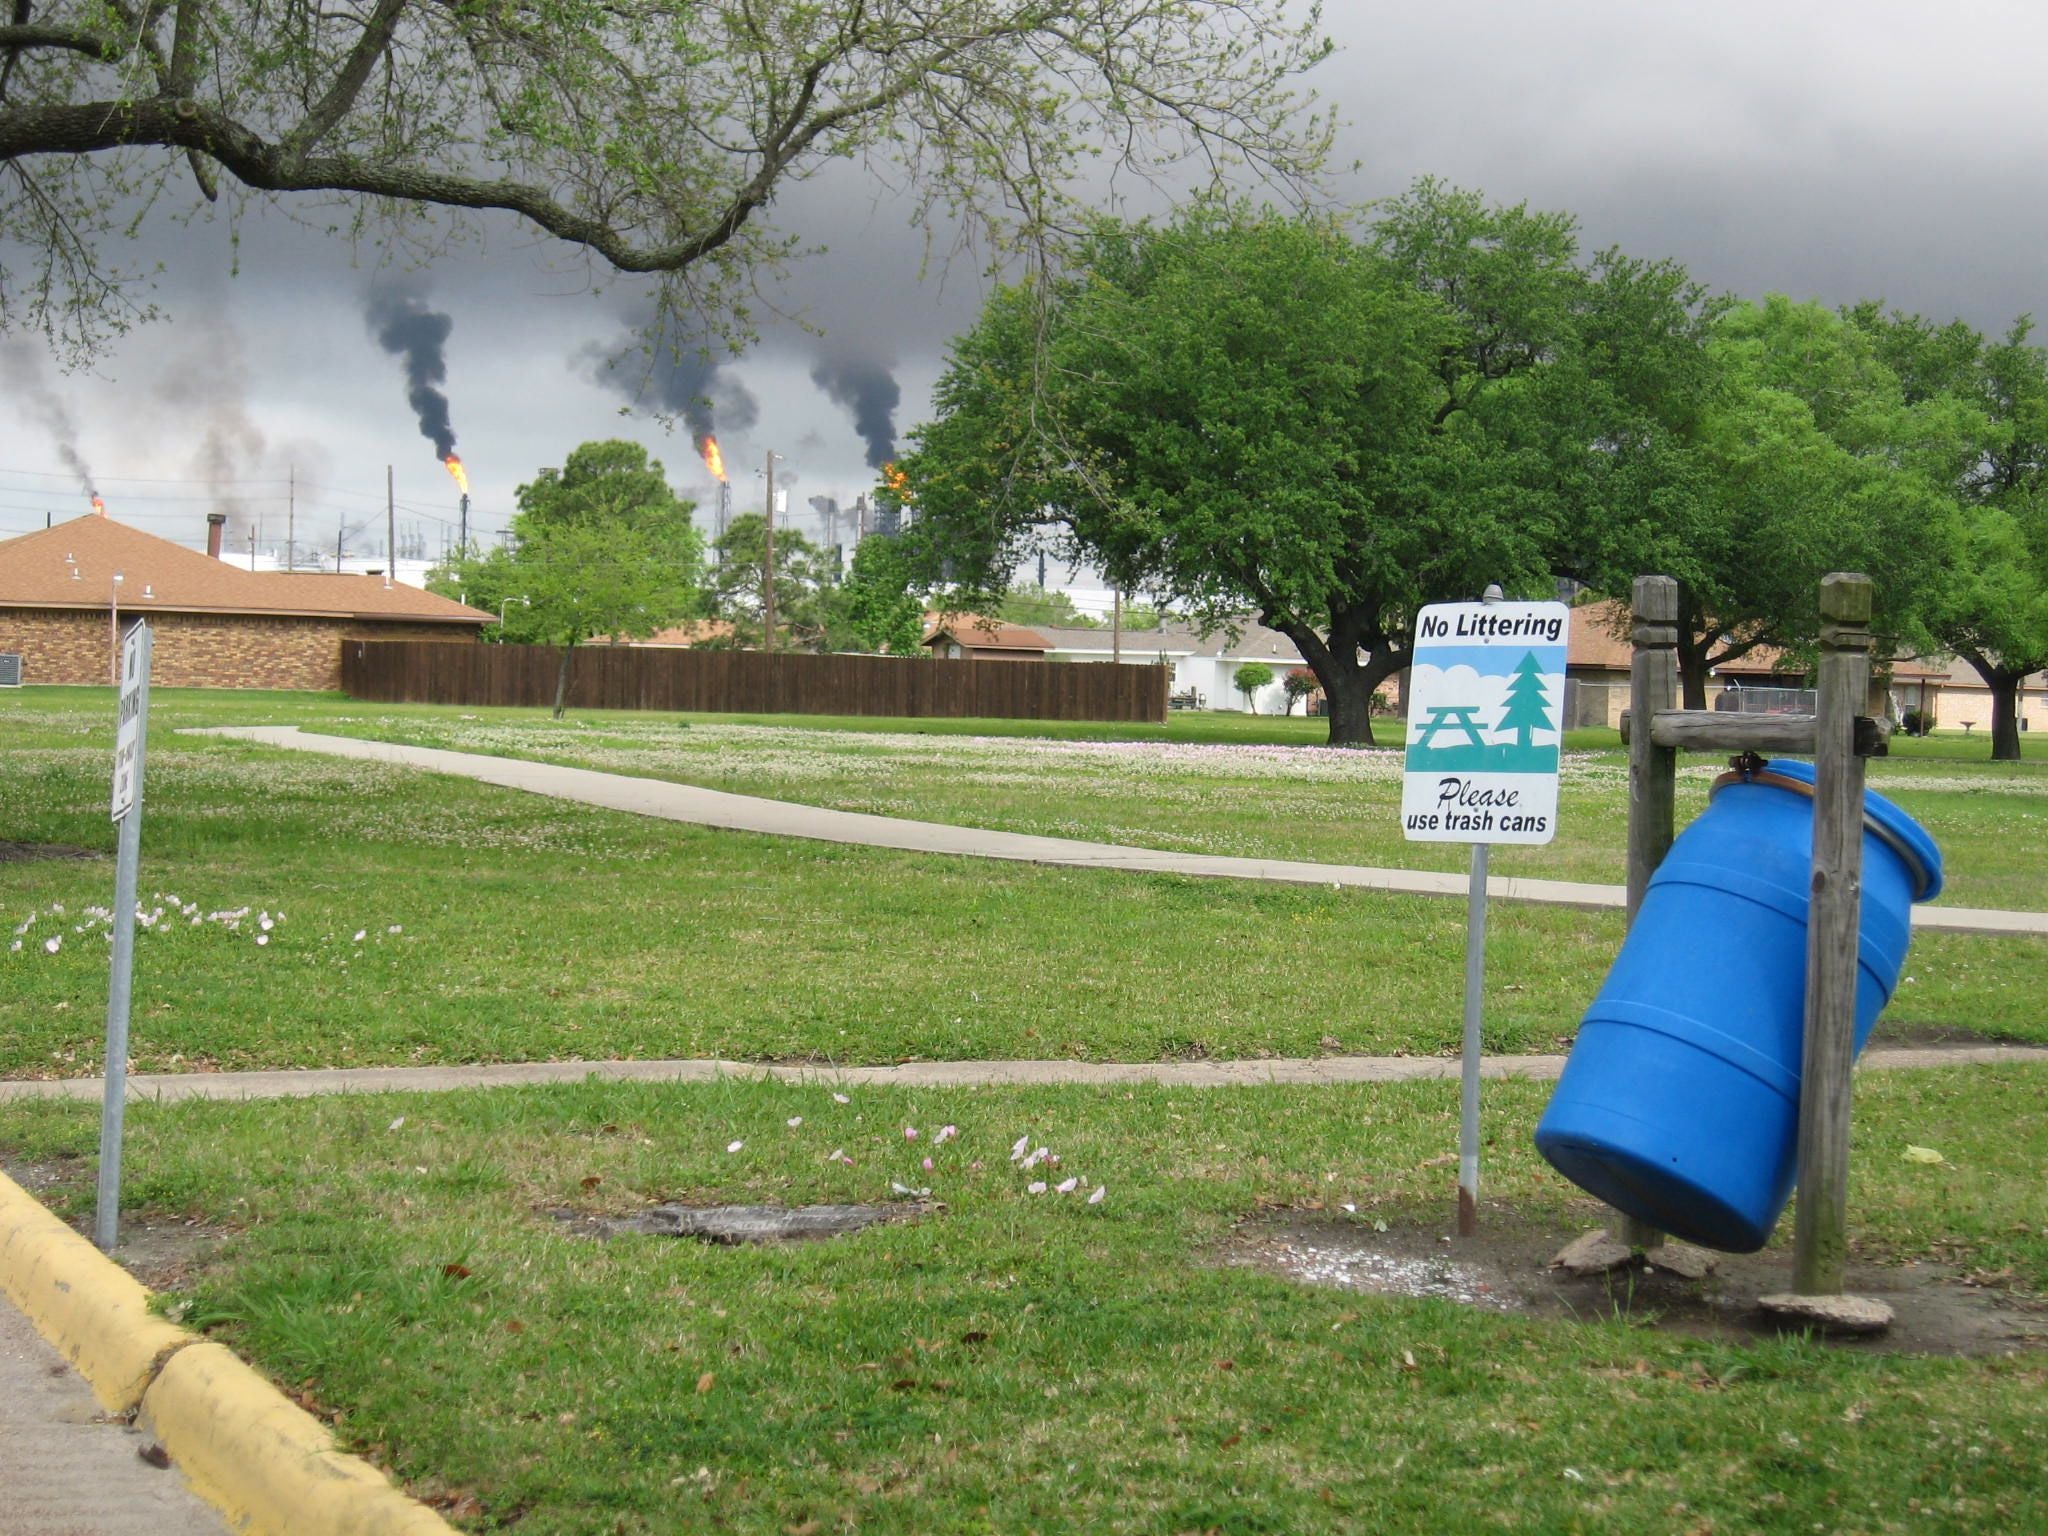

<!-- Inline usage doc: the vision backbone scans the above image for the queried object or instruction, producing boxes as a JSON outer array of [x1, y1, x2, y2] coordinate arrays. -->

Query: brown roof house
[[1555, 597, 1956, 731], [922, 616, 1051, 661], [0, 514, 492, 690]]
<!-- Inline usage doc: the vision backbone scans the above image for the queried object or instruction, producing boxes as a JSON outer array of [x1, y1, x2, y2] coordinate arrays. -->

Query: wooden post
[[1792, 574, 1873, 1295], [1616, 575, 1680, 1250]]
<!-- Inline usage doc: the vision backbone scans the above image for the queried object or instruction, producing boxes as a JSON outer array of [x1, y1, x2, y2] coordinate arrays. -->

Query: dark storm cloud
[[366, 284, 459, 460], [1316, 1, 2048, 329]]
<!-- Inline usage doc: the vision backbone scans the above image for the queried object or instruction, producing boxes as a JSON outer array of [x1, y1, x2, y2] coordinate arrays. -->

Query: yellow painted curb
[[0, 1169, 190, 1412], [140, 1342, 454, 1536], [0, 1169, 455, 1536]]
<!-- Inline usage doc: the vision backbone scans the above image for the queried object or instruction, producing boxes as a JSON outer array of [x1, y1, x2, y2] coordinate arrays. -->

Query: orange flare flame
[[91, 495, 107, 516], [698, 435, 727, 483], [444, 455, 470, 495], [882, 462, 911, 499]]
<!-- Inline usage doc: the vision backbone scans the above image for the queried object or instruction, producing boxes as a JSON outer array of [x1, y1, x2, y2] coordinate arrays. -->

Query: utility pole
[[287, 466, 295, 571], [460, 493, 470, 555], [763, 450, 780, 652], [385, 466, 395, 589]]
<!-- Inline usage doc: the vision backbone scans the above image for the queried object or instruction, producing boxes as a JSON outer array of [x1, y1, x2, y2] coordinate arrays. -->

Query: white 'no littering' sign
[[1401, 601, 1570, 846]]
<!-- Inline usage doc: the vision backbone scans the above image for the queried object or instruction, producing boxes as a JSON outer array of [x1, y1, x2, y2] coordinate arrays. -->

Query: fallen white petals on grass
[[1027, 1181, 1048, 1195], [43, 936, 59, 954], [1009, 1135, 1030, 1163], [934, 1125, 958, 1145], [726, 1140, 744, 1154], [827, 1148, 852, 1165], [255, 934, 269, 946], [388, 1117, 406, 1131], [1055, 1177, 1079, 1195], [1088, 1186, 1107, 1205], [353, 930, 367, 943], [786, 1116, 803, 1128], [833, 1093, 851, 1105], [890, 1181, 930, 1198]]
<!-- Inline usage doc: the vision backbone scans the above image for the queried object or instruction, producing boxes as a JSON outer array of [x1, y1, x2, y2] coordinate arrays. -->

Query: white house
[[1033, 621, 1313, 714]]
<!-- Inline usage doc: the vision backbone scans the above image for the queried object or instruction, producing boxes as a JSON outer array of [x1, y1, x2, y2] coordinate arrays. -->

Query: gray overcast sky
[[5, 0, 2047, 570]]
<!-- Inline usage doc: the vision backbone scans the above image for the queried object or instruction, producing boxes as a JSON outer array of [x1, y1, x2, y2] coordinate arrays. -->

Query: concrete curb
[[0, 1169, 189, 1413], [0, 1169, 454, 1536]]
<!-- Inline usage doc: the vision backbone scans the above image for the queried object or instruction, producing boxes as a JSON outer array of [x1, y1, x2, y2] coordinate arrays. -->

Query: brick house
[[0, 514, 492, 690]]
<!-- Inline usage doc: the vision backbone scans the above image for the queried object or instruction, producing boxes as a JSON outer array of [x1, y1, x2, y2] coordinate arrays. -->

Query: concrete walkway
[[195, 728, 2048, 938], [5, 1044, 2042, 1106], [0, 1294, 227, 1536]]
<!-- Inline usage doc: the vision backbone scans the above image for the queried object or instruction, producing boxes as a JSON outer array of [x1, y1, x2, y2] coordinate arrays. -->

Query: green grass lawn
[[4, 694, 2045, 1075], [4, 1067, 2044, 1534], [4, 687, 2047, 1077], [283, 700, 2045, 911]]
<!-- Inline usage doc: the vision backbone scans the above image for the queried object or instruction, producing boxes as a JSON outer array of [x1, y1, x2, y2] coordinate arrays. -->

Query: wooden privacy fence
[[342, 641, 1170, 723]]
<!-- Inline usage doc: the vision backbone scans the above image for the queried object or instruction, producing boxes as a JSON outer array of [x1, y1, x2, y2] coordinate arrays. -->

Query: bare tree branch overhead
[[0, 0, 1334, 359]]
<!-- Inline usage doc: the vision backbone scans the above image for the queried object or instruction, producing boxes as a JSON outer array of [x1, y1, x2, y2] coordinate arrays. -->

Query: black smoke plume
[[810, 354, 899, 469], [588, 332, 759, 471], [2, 342, 97, 498], [367, 287, 459, 459]]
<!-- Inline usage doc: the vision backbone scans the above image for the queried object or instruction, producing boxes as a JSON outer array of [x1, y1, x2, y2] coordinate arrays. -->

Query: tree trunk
[[552, 643, 575, 719], [1325, 680, 1377, 746], [1989, 673, 2022, 762], [1956, 648, 2028, 763]]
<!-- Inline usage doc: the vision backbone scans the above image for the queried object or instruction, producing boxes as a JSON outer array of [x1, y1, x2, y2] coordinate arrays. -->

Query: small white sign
[[110, 624, 151, 820], [1402, 601, 1570, 845]]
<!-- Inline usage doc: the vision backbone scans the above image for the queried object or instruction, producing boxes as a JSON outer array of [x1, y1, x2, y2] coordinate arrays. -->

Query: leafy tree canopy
[[1848, 305, 2048, 758], [1563, 291, 1965, 706], [904, 184, 1584, 745], [429, 439, 703, 712], [705, 512, 838, 652], [0, 0, 1334, 360], [831, 530, 930, 656]]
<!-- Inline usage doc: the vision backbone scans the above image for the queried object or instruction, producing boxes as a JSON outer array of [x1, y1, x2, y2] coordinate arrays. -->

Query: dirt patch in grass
[[1, 1154, 234, 1290], [0, 841, 101, 863], [552, 1200, 931, 1244], [1228, 1208, 2048, 1358]]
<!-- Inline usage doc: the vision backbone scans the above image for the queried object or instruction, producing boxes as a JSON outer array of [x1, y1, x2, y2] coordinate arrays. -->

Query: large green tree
[[829, 531, 929, 655], [705, 512, 839, 652], [1850, 306, 2048, 759], [431, 439, 702, 716], [0, 0, 1332, 360], [904, 185, 1585, 746], [1564, 290, 1960, 707]]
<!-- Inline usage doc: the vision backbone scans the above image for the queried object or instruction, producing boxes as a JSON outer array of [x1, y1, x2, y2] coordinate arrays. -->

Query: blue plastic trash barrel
[[1534, 758, 1942, 1252]]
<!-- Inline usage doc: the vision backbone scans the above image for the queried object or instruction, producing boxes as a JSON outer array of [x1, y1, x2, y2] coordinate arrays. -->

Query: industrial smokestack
[[206, 512, 227, 559]]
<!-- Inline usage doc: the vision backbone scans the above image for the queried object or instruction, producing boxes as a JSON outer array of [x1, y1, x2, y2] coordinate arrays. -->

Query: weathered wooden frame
[[1618, 572, 1878, 1296]]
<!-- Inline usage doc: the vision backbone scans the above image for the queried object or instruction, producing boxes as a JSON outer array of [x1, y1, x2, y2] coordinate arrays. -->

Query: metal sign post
[[1402, 588, 1570, 1235], [96, 620, 153, 1252]]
